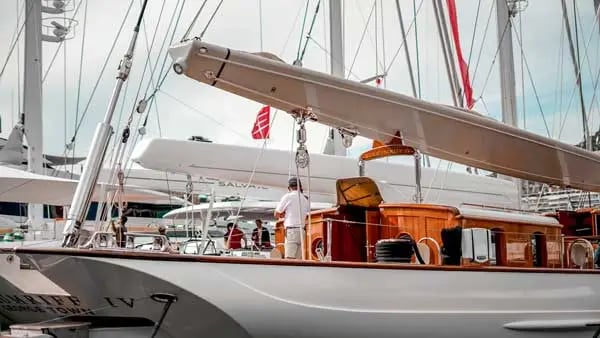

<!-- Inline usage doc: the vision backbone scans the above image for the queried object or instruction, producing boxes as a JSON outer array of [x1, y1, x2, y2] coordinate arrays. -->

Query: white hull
[[132, 139, 520, 208], [1, 249, 598, 337]]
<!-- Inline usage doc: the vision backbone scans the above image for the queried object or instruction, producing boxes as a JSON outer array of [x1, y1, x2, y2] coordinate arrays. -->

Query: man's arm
[[274, 195, 288, 219]]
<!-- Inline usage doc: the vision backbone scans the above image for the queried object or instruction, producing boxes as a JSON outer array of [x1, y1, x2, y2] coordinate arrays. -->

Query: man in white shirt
[[274, 177, 309, 259]]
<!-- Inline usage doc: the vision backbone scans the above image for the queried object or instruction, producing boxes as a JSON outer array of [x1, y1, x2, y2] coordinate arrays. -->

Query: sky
[[0, 0, 599, 171]]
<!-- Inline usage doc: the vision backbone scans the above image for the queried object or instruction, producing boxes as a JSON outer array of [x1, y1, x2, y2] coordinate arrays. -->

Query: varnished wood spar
[[4, 246, 600, 275]]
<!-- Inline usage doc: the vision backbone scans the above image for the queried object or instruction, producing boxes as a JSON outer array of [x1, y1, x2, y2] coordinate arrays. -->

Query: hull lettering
[[0, 294, 136, 316]]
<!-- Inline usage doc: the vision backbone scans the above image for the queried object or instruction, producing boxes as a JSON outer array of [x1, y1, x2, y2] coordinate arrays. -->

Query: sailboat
[[2, 2, 600, 338], [2, 29, 600, 338], [128, 0, 521, 213], [131, 137, 520, 208]]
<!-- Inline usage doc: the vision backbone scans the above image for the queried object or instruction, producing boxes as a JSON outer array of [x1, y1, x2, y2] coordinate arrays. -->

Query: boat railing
[[80, 231, 173, 253], [79, 231, 117, 249], [563, 236, 600, 269], [125, 232, 173, 252], [80, 230, 251, 257]]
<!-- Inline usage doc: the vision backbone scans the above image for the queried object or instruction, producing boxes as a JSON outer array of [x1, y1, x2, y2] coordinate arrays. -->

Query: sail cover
[[168, 40, 600, 192], [0, 165, 184, 205]]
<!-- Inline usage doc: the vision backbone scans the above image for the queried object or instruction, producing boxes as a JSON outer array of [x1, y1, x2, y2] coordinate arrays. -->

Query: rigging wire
[[556, 1, 600, 139], [115, 0, 187, 215], [307, 36, 360, 80], [297, 0, 322, 63], [347, 1, 376, 78], [121, 0, 191, 166], [199, 0, 224, 40], [231, 110, 278, 221], [181, 0, 207, 41], [147, 91, 175, 211], [470, 0, 495, 89], [353, 0, 384, 71], [566, 0, 590, 147], [72, 0, 89, 176], [573, 1, 600, 128], [279, 1, 306, 57], [585, 22, 600, 131], [557, 78, 581, 138], [383, 0, 424, 76], [475, 16, 510, 100], [379, 0, 387, 88], [507, 16, 551, 137], [100, 0, 171, 217], [68, 0, 135, 148], [124, 0, 167, 132], [412, 0, 420, 98], [296, 1, 312, 61], [139, 0, 187, 105], [128, 0, 187, 144], [0, 2, 33, 83], [551, 19, 565, 136], [159, 90, 249, 141], [466, 0, 482, 70], [585, 64, 600, 134]]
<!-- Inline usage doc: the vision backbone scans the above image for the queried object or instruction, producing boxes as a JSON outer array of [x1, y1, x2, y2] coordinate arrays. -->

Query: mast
[[62, 0, 150, 247], [560, 0, 590, 150], [23, 0, 44, 227], [432, 0, 462, 107], [324, 0, 347, 156], [496, 0, 518, 127], [23, 0, 67, 227], [496, 0, 522, 207]]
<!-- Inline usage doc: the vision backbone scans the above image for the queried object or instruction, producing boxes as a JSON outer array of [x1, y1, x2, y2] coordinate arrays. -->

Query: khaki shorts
[[284, 228, 303, 259]]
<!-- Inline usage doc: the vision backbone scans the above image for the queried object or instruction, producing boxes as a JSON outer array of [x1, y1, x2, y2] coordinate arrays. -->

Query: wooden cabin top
[[311, 203, 562, 227], [325, 176, 562, 228]]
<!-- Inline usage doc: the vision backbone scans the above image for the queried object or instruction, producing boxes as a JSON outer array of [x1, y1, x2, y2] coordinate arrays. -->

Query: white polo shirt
[[275, 190, 309, 228]]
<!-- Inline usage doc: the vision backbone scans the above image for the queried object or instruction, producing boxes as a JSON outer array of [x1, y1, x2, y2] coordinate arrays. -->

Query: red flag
[[251, 106, 270, 139], [446, 0, 475, 109]]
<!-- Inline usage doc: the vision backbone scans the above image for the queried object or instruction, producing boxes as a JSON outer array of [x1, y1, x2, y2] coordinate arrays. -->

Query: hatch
[[336, 177, 383, 208]]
